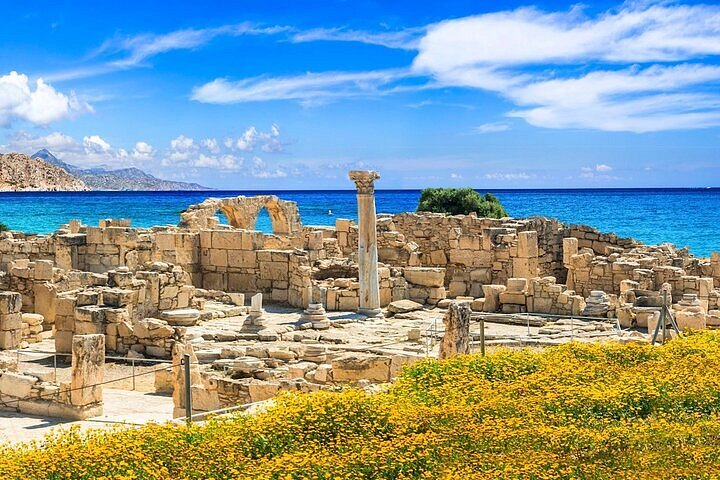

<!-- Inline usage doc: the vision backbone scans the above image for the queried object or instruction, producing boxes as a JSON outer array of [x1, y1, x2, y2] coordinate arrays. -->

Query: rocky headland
[[0, 153, 87, 191]]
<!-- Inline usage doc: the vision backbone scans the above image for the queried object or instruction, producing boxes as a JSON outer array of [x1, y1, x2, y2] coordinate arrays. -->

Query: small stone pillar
[[439, 301, 471, 359], [70, 334, 105, 409], [171, 342, 201, 418], [0, 292, 22, 350], [349, 170, 381, 317], [248, 293, 265, 326]]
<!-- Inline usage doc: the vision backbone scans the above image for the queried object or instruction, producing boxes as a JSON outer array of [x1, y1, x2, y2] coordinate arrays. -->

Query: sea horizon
[[1, 188, 718, 258]]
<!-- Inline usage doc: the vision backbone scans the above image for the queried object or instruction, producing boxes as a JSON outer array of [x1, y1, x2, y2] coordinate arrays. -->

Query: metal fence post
[[53, 353, 57, 382], [184, 353, 192, 424], [131, 358, 136, 391], [480, 317, 486, 357]]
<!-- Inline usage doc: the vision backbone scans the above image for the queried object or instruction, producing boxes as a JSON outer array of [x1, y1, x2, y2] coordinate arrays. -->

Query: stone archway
[[179, 195, 302, 235]]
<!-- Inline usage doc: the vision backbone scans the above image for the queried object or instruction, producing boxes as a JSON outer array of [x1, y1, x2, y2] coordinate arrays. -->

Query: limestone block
[[448, 281, 467, 298], [134, 318, 174, 339], [54, 330, 74, 353], [403, 267, 445, 287], [227, 251, 256, 269], [34, 260, 54, 281], [506, 278, 528, 293], [387, 299, 423, 314], [102, 289, 136, 308], [517, 231, 539, 258], [191, 385, 220, 411], [70, 334, 105, 407], [287, 361, 317, 379], [563, 237, 579, 266], [675, 311, 706, 331], [471, 298, 485, 312], [74, 321, 105, 335], [499, 292, 526, 305], [21, 313, 43, 327], [0, 329, 21, 349], [338, 295, 359, 311], [314, 364, 333, 383], [429, 250, 447, 265], [0, 372, 37, 398], [331, 353, 391, 383], [248, 380, 281, 403], [34, 283, 56, 325], [209, 249, 228, 268], [482, 285, 506, 312], [0, 292, 21, 314], [1, 313, 22, 331]]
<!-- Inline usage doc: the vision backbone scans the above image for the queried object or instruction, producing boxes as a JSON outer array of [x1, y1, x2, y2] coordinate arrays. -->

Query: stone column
[[349, 170, 381, 317]]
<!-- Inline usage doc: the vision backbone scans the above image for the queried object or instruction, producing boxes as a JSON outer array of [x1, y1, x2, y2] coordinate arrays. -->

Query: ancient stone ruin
[[0, 170, 719, 419]]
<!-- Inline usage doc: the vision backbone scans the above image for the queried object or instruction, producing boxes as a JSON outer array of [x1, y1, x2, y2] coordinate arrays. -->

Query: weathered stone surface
[[403, 267, 445, 287], [331, 353, 391, 383], [0, 372, 37, 398], [387, 299, 423, 314], [70, 334, 105, 407], [439, 302, 471, 359]]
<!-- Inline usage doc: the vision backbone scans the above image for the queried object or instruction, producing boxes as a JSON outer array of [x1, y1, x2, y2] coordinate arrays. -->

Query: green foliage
[[417, 188, 508, 218], [0, 222, 9, 232]]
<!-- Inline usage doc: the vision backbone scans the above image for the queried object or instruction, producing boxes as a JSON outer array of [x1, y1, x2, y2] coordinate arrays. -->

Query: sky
[[0, 0, 719, 189]]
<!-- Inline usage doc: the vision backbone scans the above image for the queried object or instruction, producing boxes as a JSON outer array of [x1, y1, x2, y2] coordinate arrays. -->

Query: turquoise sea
[[0, 189, 717, 257]]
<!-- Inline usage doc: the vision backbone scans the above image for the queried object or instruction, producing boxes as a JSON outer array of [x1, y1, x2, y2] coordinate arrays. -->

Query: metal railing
[[16, 349, 170, 390]]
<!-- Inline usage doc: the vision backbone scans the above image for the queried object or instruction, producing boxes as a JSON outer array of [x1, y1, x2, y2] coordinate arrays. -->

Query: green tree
[[0, 222, 8, 232], [417, 188, 508, 218]]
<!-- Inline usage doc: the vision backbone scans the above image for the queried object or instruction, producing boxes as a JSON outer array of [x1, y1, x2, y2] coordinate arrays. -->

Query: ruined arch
[[179, 195, 302, 235]]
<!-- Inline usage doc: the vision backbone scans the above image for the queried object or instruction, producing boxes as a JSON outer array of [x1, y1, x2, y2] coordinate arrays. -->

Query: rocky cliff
[[0, 153, 88, 191]]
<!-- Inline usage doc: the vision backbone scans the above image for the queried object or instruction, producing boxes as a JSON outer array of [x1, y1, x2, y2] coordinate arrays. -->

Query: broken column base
[[300, 303, 330, 330]]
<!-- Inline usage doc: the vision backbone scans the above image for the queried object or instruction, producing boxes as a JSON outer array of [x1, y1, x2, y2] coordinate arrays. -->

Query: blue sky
[[0, 0, 719, 189]]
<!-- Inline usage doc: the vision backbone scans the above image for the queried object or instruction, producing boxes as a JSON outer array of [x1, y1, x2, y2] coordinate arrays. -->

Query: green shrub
[[417, 188, 508, 217], [0, 222, 9, 232]]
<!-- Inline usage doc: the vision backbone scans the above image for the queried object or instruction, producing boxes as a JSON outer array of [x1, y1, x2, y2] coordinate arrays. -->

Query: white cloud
[[189, 3, 720, 132], [82, 135, 111, 152], [97, 23, 291, 68], [483, 172, 532, 180], [191, 68, 415, 104], [201, 138, 220, 154], [291, 27, 423, 50], [0, 71, 91, 125], [449, 172, 462, 179], [475, 122, 510, 133], [251, 156, 287, 178], [411, 3, 720, 132], [170, 134, 194, 151], [595, 164, 612, 172], [131, 141, 155, 161], [413, 4, 720, 72]]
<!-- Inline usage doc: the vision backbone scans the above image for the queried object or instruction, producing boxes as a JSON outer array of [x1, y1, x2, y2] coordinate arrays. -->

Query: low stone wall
[[0, 334, 104, 420]]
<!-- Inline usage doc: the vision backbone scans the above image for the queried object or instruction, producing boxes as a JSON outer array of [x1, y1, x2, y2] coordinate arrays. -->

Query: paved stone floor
[[0, 388, 173, 444]]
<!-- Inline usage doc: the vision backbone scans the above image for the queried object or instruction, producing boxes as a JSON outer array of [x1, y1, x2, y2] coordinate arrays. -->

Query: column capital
[[348, 170, 380, 194]]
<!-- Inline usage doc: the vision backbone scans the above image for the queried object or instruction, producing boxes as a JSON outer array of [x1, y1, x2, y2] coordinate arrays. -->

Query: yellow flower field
[[4, 332, 720, 479]]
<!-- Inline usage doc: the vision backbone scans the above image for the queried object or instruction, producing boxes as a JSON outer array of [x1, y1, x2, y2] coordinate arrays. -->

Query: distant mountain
[[0, 152, 88, 191], [32, 149, 210, 191]]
